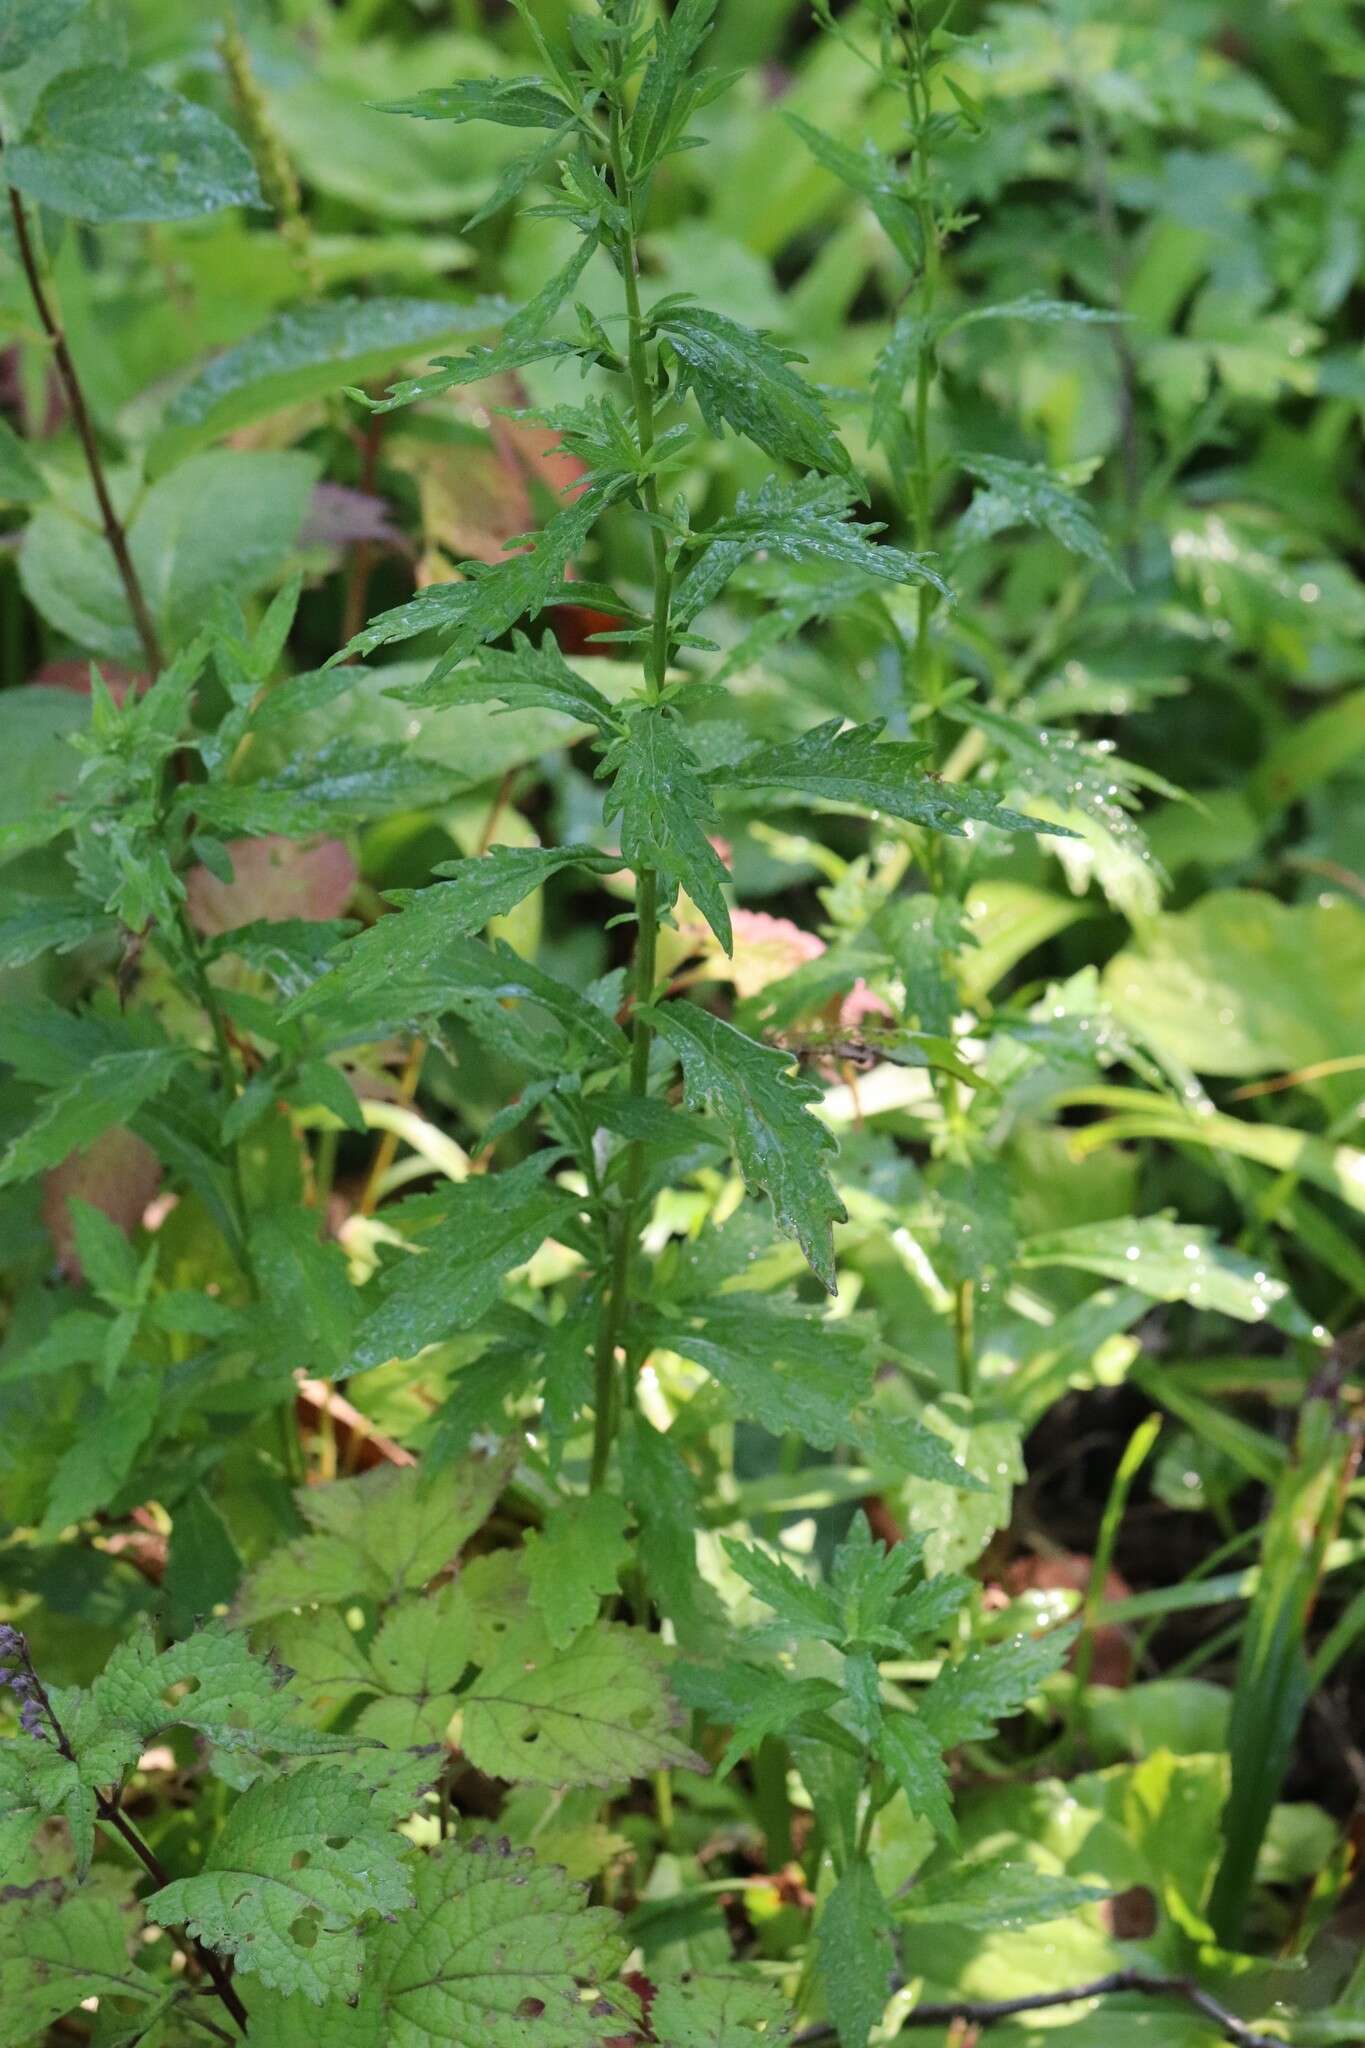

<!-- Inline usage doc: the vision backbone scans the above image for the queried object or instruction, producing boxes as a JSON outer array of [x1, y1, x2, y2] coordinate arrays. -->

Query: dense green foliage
[[0, 1, 1362, 2044]]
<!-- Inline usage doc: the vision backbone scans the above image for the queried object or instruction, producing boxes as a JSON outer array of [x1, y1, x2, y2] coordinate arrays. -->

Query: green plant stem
[[588, 60, 673, 1493]]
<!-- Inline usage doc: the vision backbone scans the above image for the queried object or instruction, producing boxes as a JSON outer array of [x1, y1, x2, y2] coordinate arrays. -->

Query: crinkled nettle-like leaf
[[714, 719, 1058, 837], [524, 1495, 632, 1650], [269, 1587, 475, 1748], [1017, 1215, 1311, 1335], [306, 846, 622, 1006], [352, 1155, 578, 1369], [235, 1448, 516, 1623], [827, 1512, 974, 1655], [0, 1047, 186, 1189], [721, 1538, 844, 1648], [460, 1624, 702, 1788], [336, 490, 622, 683], [642, 1004, 845, 1290], [149, 1765, 412, 2002], [651, 1969, 794, 2047], [672, 476, 945, 628], [600, 706, 733, 953], [84, 1618, 343, 1758], [652, 300, 855, 483], [243, 1837, 628, 2048], [0, 1883, 161, 2043], [896, 1855, 1111, 1930], [817, 1855, 895, 2048], [958, 453, 1124, 581], [6, 65, 262, 222], [390, 629, 622, 731], [670, 1662, 844, 1781]]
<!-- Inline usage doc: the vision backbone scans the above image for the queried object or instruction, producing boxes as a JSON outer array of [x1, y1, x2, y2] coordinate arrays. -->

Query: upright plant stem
[[589, 61, 674, 1492]]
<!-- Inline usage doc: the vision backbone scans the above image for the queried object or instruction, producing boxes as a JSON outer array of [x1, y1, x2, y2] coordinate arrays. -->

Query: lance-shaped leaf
[[652, 300, 855, 482], [600, 706, 733, 953], [958, 454, 1124, 581], [817, 1855, 895, 2048], [877, 1710, 955, 1842], [785, 115, 921, 270], [235, 1448, 516, 1622], [1017, 1215, 1311, 1334], [630, 0, 723, 178], [389, 628, 623, 730], [379, 78, 577, 130], [917, 1627, 1075, 1747], [896, 1855, 1112, 1929], [714, 719, 1058, 837], [149, 1765, 412, 2002], [642, 1004, 844, 1289], [672, 475, 946, 627], [460, 1624, 702, 1787], [0, 1886, 160, 2043], [650, 1295, 872, 1447], [336, 489, 619, 682], [6, 66, 261, 222], [184, 741, 457, 839], [243, 1838, 628, 2047], [351, 1155, 577, 1369]]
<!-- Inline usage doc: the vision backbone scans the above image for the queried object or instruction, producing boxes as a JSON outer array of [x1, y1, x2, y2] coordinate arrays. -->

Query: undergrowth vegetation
[[0, 0, 1362, 2043]]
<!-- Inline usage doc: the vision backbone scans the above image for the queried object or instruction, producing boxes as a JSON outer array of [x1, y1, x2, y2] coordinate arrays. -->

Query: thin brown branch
[[6, 186, 165, 676], [796, 1970, 1284, 2048]]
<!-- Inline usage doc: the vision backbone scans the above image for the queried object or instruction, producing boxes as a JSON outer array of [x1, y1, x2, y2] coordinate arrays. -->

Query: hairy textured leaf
[[877, 1709, 955, 1841], [653, 301, 854, 481], [461, 1625, 702, 1787], [151, 296, 509, 471], [235, 1449, 515, 1622], [524, 1495, 632, 1649], [7, 66, 261, 221], [86, 1617, 339, 1757], [717, 719, 1057, 836], [601, 706, 733, 952], [643, 1003, 845, 1289], [352, 1154, 577, 1368], [244, 1838, 627, 2047], [149, 1765, 411, 2001]]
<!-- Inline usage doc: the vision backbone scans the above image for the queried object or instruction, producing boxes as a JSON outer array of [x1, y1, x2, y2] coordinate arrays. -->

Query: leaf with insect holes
[[267, 1584, 476, 1748], [6, 66, 261, 222], [672, 476, 946, 627], [335, 489, 624, 683], [234, 1448, 516, 1623], [351, 1155, 579, 1369], [817, 1855, 895, 2048], [600, 706, 733, 953], [0, 1885, 161, 2043], [642, 1005, 845, 1290], [652, 300, 855, 482], [524, 1496, 633, 1650], [390, 629, 622, 731], [460, 1624, 702, 1788], [715, 719, 1061, 837], [148, 1764, 412, 2002], [241, 1837, 628, 2047], [84, 1617, 348, 1759], [958, 454, 1124, 581], [650, 1970, 794, 2047]]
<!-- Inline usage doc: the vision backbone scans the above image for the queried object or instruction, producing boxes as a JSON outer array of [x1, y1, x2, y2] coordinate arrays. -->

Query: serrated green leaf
[[652, 1295, 871, 1446], [6, 65, 261, 222], [86, 1617, 341, 1758], [953, 294, 1123, 332], [816, 1855, 895, 2048], [877, 1709, 955, 1842], [378, 78, 575, 130], [722, 1537, 843, 1645], [149, 1765, 412, 2002], [183, 740, 454, 838], [150, 296, 509, 472], [918, 1627, 1074, 1747], [392, 629, 622, 729], [524, 1495, 632, 1649], [234, 1448, 515, 1622], [644, 1005, 844, 1288], [631, 0, 721, 178], [669, 1661, 843, 1779], [461, 1624, 702, 1787], [0, 1048, 186, 1188], [958, 454, 1124, 581], [247, 1207, 358, 1379], [716, 719, 1059, 837], [352, 1155, 576, 1368], [39, 1373, 158, 1538], [651, 1969, 794, 2046], [601, 706, 733, 953], [653, 301, 854, 481], [243, 1837, 627, 2047], [785, 115, 921, 270]]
